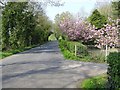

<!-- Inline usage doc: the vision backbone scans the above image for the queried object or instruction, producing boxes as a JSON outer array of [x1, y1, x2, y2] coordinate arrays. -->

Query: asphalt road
[[1, 41, 107, 88]]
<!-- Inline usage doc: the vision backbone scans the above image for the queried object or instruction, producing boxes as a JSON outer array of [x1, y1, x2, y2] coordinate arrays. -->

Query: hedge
[[59, 40, 88, 57], [107, 52, 120, 89]]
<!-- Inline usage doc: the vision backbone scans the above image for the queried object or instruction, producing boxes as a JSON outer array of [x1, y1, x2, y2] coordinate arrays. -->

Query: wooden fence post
[[75, 44, 77, 56], [105, 44, 108, 60]]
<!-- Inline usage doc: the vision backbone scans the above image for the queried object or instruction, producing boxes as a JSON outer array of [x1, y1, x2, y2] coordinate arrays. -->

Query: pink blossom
[[58, 17, 119, 49]]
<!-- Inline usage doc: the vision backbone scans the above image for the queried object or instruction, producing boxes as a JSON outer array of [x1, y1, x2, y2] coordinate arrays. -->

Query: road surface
[[1, 41, 107, 88]]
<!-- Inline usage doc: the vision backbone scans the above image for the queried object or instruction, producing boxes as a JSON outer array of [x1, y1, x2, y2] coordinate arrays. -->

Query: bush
[[67, 41, 88, 56], [59, 40, 88, 60], [107, 52, 120, 89], [59, 40, 88, 57]]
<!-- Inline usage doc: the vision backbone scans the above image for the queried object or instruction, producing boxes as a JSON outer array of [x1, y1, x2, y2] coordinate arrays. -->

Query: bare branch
[[0, 0, 5, 5]]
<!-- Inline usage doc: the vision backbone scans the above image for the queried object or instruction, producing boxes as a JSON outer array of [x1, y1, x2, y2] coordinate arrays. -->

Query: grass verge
[[0, 44, 40, 60], [80, 74, 107, 89]]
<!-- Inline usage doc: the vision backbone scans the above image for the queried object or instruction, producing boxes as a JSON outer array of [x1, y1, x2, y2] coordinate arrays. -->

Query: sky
[[45, 0, 112, 22]]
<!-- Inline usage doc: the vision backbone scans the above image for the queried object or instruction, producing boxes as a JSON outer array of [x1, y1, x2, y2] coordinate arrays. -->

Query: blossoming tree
[[94, 18, 119, 57], [58, 18, 96, 56], [58, 17, 119, 57], [59, 18, 96, 42]]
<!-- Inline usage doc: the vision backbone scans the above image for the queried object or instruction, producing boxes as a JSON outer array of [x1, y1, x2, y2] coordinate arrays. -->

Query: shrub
[[107, 52, 120, 89], [59, 40, 88, 57], [66, 41, 88, 55], [59, 39, 67, 51], [59, 40, 88, 60]]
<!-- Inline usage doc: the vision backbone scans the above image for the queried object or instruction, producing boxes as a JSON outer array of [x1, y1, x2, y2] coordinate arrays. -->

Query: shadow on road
[[19, 41, 60, 54]]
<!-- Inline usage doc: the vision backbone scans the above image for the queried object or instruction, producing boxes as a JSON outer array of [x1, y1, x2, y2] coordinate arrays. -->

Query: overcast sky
[[45, 0, 112, 21]]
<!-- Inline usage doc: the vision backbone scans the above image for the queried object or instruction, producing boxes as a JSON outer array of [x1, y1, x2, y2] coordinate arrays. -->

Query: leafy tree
[[54, 11, 73, 23], [112, 1, 120, 18], [54, 11, 73, 40], [2, 2, 52, 51], [32, 12, 52, 44], [88, 9, 107, 29], [97, 2, 113, 18], [2, 2, 34, 49]]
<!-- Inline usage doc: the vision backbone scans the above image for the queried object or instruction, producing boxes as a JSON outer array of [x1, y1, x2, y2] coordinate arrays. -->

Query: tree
[[97, 2, 113, 18], [95, 22, 119, 48], [59, 16, 119, 50], [88, 9, 107, 29], [2, 1, 52, 50], [54, 11, 73, 23], [54, 11, 73, 40], [94, 18, 119, 57], [2, 2, 35, 49], [33, 13, 52, 44], [112, 1, 120, 19], [58, 18, 96, 42]]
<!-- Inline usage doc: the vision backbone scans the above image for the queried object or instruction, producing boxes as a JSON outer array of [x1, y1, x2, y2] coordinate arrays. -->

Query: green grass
[[0, 45, 39, 60], [0, 40, 49, 60], [48, 34, 57, 41], [62, 50, 105, 63], [80, 74, 107, 89]]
